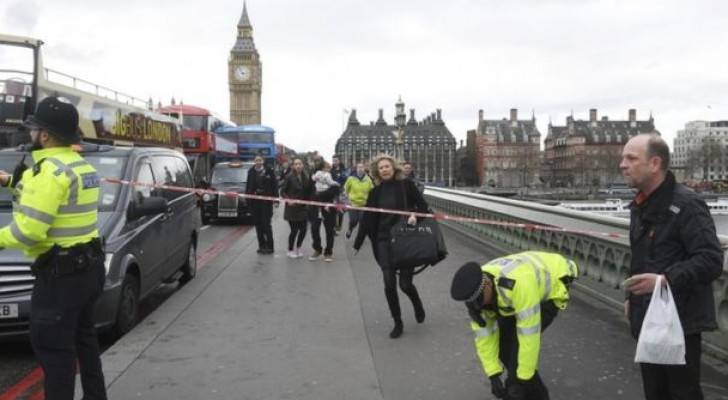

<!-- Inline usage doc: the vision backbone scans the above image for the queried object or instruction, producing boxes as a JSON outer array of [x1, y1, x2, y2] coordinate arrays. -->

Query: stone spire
[[232, 1, 257, 54], [238, 1, 252, 28]]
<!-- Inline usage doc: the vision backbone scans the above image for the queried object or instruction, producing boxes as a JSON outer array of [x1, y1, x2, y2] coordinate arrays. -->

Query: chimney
[[589, 108, 597, 122], [601, 116, 609, 121], [410, 109, 415, 120], [510, 108, 518, 122], [478, 109, 484, 123], [460, 139, 464, 147], [436, 109, 442, 122], [629, 109, 637, 127], [378, 109, 384, 120]]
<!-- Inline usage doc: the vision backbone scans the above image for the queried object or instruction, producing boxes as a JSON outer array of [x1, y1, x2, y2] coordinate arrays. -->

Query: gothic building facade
[[228, 2, 262, 125], [543, 109, 657, 187], [335, 98, 457, 186]]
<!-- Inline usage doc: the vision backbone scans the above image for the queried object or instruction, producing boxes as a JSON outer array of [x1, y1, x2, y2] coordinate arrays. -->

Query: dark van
[[0, 144, 201, 338], [200, 161, 253, 224]]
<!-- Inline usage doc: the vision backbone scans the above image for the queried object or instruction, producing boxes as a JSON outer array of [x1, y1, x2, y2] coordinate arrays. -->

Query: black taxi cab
[[201, 161, 254, 224]]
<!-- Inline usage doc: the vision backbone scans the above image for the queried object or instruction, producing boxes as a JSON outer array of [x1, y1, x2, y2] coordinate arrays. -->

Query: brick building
[[543, 109, 656, 188], [470, 109, 541, 188]]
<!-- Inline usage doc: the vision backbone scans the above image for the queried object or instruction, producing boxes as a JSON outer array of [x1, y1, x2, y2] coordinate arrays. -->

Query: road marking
[[201, 225, 210, 231], [0, 367, 43, 400], [0, 225, 251, 400]]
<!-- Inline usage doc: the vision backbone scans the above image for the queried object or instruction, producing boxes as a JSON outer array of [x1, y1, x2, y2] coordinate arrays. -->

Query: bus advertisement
[[1, 33, 183, 149]]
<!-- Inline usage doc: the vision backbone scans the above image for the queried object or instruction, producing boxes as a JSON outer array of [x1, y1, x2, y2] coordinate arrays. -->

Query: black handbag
[[389, 182, 448, 271]]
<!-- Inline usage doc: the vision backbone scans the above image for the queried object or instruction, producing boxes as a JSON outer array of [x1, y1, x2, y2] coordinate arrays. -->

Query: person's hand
[[624, 299, 629, 319], [407, 213, 417, 226], [625, 273, 667, 295], [489, 374, 506, 399], [0, 170, 10, 187]]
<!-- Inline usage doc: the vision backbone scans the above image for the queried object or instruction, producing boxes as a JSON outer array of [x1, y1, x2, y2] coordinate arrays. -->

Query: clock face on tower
[[234, 66, 251, 82]]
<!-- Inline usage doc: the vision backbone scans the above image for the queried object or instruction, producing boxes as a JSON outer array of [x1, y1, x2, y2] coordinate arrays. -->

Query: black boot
[[389, 319, 403, 339], [414, 299, 425, 323]]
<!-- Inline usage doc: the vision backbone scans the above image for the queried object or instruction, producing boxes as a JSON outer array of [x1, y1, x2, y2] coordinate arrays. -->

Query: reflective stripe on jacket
[[471, 251, 578, 380], [0, 147, 100, 258]]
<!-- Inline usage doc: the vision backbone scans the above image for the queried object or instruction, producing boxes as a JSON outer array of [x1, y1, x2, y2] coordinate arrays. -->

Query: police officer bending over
[[450, 251, 578, 400], [0, 97, 107, 400]]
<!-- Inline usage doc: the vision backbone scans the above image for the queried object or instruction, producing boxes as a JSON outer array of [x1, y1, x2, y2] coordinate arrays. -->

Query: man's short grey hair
[[644, 133, 670, 172]]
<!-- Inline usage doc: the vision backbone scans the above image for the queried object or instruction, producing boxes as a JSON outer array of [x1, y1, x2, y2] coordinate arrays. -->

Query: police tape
[[101, 177, 626, 240]]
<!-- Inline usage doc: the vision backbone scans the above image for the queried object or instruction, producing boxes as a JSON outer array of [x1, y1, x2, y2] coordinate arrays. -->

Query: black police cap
[[450, 262, 484, 302], [23, 97, 81, 144]]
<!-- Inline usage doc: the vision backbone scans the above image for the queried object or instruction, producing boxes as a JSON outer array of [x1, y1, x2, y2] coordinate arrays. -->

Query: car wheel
[[114, 273, 140, 337], [179, 240, 197, 284]]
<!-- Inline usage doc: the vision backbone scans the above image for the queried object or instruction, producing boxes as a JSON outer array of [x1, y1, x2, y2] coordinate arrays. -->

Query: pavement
[[95, 213, 728, 400]]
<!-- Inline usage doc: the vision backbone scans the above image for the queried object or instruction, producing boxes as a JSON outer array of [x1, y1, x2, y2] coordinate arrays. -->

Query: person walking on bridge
[[343, 162, 374, 239], [280, 158, 311, 258], [246, 154, 278, 254], [353, 154, 429, 339], [620, 133, 722, 400], [0, 97, 107, 400], [450, 251, 579, 400]]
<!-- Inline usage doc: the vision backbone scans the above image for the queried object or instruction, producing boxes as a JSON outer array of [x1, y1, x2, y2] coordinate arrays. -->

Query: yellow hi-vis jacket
[[471, 251, 578, 380], [0, 147, 100, 258]]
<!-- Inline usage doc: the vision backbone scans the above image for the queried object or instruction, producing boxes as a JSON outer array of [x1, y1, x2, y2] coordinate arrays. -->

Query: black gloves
[[489, 374, 506, 399], [506, 379, 530, 400], [10, 155, 27, 188]]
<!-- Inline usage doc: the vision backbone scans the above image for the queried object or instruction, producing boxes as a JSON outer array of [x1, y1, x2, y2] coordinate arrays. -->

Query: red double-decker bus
[[157, 104, 235, 185]]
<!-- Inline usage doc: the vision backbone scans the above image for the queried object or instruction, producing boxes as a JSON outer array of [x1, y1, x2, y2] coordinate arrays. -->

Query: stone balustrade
[[425, 187, 728, 355]]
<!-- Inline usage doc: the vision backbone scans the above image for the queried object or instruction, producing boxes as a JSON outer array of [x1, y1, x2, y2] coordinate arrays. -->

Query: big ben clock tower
[[229, 1, 261, 125]]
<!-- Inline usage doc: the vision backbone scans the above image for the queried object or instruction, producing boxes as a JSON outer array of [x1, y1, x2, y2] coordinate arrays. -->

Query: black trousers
[[640, 333, 703, 400], [498, 300, 559, 400], [287, 220, 307, 251], [347, 210, 363, 234], [310, 208, 336, 255], [30, 262, 107, 400], [336, 210, 344, 230], [251, 202, 273, 250], [376, 240, 423, 321]]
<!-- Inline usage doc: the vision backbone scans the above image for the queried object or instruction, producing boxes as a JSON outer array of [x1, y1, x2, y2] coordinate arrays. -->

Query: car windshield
[[0, 153, 126, 212], [0, 154, 27, 208], [211, 166, 248, 184], [85, 155, 127, 211]]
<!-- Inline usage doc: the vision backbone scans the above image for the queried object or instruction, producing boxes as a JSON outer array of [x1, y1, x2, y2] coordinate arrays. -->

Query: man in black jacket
[[621, 133, 723, 400], [246, 155, 278, 254]]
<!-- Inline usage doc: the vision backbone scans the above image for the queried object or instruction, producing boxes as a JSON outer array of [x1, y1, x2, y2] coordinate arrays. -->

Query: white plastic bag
[[634, 275, 686, 365]]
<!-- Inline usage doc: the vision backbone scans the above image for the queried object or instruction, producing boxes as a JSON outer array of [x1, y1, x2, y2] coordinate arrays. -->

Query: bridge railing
[[425, 187, 728, 355]]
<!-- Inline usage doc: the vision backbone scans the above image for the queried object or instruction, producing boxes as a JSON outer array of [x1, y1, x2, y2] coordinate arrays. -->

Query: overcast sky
[[2, 0, 727, 158]]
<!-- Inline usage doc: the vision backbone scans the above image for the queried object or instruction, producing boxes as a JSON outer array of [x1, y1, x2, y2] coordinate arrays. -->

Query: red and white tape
[[102, 177, 626, 240]]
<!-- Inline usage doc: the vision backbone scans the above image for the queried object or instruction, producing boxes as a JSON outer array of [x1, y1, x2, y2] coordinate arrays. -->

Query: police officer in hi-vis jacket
[[0, 97, 107, 400], [451, 251, 578, 400]]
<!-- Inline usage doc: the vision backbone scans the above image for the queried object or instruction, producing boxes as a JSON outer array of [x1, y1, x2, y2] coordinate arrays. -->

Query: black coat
[[245, 166, 278, 218], [280, 172, 312, 221], [627, 171, 723, 337], [353, 179, 429, 265]]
